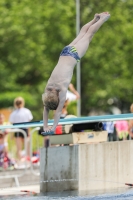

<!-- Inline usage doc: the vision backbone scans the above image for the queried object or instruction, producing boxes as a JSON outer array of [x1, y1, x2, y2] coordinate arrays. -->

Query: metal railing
[[30, 127, 41, 176]]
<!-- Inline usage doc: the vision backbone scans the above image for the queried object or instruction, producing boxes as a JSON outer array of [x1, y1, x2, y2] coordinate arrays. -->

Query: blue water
[[1, 188, 133, 200]]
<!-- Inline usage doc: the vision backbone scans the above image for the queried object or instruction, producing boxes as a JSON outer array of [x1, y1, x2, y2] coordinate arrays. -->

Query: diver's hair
[[14, 96, 25, 108], [42, 91, 59, 110], [130, 103, 133, 113]]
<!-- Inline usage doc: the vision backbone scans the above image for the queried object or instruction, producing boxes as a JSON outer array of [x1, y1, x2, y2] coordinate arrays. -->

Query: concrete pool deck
[[1, 186, 133, 200], [0, 185, 40, 196]]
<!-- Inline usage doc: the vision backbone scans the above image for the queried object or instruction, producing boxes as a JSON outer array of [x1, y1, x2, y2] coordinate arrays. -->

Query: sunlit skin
[[128, 104, 133, 138], [42, 12, 110, 134], [0, 114, 8, 153]]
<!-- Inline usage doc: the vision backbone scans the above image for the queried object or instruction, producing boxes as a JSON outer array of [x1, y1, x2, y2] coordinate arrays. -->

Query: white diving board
[[0, 113, 133, 129]]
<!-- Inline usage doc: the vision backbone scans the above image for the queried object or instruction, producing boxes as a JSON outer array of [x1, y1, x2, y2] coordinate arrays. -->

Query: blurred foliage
[[80, 0, 133, 114], [67, 101, 77, 116], [0, 0, 133, 119], [0, 0, 75, 119], [0, 92, 36, 107]]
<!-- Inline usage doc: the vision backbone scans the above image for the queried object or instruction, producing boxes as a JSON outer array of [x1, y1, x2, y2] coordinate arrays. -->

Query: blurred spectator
[[103, 121, 116, 142], [55, 84, 80, 146], [9, 97, 33, 165], [115, 120, 129, 141], [60, 83, 80, 119], [0, 113, 14, 169], [60, 99, 69, 119], [128, 103, 133, 139]]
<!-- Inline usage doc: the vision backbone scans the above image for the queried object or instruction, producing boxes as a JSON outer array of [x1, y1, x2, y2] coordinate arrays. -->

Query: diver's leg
[[74, 12, 110, 58], [69, 14, 100, 46]]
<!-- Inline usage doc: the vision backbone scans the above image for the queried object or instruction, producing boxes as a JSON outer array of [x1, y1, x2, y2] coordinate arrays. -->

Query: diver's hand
[[41, 127, 54, 136]]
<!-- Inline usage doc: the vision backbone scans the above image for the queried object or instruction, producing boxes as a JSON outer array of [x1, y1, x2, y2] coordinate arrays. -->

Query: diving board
[[0, 113, 133, 129]]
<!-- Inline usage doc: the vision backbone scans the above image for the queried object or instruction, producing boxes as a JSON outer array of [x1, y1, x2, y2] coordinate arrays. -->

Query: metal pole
[[76, 0, 81, 116]]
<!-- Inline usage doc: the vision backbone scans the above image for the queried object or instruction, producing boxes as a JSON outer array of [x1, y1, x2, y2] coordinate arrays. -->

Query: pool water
[[1, 188, 133, 200]]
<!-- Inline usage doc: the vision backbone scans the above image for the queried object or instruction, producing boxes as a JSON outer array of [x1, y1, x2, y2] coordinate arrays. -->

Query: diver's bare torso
[[45, 55, 77, 92], [43, 55, 77, 134]]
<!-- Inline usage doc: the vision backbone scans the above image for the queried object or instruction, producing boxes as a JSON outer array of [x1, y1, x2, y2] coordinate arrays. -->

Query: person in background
[[115, 120, 129, 141], [60, 83, 80, 119], [9, 97, 33, 165], [0, 113, 13, 169], [128, 103, 133, 139], [103, 121, 115, 142]]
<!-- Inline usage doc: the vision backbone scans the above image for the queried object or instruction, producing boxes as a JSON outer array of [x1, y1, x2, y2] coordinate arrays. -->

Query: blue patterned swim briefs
[[60, 46, 80, 62]]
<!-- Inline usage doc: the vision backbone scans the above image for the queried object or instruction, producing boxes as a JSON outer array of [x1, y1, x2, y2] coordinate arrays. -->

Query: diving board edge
[[0, 113, 133, 129]]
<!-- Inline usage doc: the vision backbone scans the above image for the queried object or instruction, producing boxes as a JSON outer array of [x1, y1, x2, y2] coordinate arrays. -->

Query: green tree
[[1, 0, 133, 119], [0, 0, 76, 119], [80, 0, 133, 114]]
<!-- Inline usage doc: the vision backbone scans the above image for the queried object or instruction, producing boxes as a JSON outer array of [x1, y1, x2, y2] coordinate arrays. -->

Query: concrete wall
[[40, 141, 133, 193], [79, 141, 133, 191], [40, 145, 79, 192]]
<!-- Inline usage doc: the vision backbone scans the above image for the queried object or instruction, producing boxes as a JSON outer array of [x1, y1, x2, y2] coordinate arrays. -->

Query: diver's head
[[42, 89, 59, 110]]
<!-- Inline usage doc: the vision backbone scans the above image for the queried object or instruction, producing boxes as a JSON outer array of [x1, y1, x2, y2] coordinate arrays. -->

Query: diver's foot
[[99, 12, 110, 22]]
